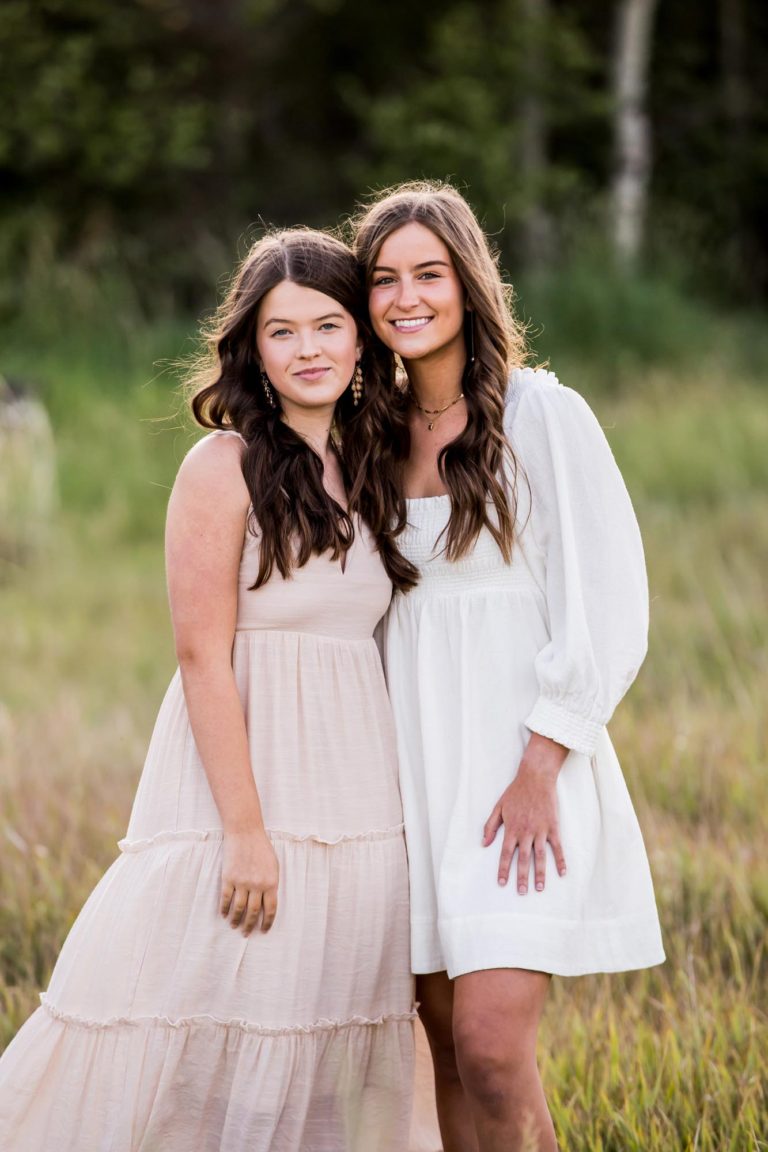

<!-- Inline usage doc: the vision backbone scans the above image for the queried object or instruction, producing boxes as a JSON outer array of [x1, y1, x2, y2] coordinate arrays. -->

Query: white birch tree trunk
[[611, 0, 659, 266]]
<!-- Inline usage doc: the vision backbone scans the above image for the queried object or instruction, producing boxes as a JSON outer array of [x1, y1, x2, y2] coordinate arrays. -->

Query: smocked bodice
[[397, 495, 543, 602]]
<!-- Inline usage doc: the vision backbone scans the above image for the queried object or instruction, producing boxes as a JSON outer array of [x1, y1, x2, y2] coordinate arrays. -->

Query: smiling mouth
[[391, 317, 433, 332]]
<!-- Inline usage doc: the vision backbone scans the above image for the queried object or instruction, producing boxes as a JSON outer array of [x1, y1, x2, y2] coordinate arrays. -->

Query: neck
[[404, 342, 466, 408], [281, 405, 334, 461]]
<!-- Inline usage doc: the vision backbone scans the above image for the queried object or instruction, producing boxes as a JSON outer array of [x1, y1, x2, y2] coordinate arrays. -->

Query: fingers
[[221, 884, 280, 935], [220, 882, 235, 918], [242, 885, 278, 935], [229, 886, 249, 928], [551, 832, 567, 878], [496, 830, 567, 893], [241, 894, 263, 937], [497, 831, 519, 887], [516, 837, 533, 894], [533, 837, 547, 892], [520, 832, 567, 893], [261, 887, 278, 933], [483, 805, 503, 847]]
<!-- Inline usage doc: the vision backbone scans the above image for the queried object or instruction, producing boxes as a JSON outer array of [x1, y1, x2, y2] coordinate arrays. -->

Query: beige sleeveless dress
[[0, 508, 415, 1150]]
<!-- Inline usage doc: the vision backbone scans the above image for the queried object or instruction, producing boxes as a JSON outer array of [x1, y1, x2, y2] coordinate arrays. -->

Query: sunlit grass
[[1, 315, 766, 1147]]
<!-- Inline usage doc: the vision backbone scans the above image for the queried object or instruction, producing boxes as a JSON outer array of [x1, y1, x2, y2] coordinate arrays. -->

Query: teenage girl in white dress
[[353, 182, 665, 1152]]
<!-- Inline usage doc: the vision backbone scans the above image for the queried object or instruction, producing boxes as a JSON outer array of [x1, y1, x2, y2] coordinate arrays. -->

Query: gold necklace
[[410, 391, 465, 431]]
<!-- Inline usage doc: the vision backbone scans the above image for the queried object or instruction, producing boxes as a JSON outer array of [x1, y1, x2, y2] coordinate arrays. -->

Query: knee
[[453, 1018, 527, 1116]]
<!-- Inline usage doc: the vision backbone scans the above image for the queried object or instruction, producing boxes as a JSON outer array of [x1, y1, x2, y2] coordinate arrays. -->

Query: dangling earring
[[351, 362, 363, 406], [260, 369, 276, 408], [467, 311, 476, 365]]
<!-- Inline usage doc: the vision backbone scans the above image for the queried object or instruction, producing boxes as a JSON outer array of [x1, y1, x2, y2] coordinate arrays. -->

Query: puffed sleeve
[[506, 370, 648, 756]]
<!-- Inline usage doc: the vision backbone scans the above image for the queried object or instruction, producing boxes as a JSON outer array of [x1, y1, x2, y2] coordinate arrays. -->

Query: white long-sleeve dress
[[381, 368, 665, 978]]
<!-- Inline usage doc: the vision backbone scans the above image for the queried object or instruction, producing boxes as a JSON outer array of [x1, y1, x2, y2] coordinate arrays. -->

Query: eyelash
[[372, 272, 439, 287], [270, 322, 340, 337]]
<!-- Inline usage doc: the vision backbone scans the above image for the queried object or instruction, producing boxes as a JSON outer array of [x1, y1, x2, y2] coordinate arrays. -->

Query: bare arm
[[166, 432, 278, 934]]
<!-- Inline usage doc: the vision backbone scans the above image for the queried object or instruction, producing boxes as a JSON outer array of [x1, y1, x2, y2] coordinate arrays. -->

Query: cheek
[[440, 280, 465, 314], [367, 296, 394, 347], [256, 336, 276, 374], [258, 343, 294, 387], [337, 337, 360, 381], [439, 289, 466, 336]]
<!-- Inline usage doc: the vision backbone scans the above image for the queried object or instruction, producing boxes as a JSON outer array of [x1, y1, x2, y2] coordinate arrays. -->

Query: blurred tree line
[[1, 0, 767, 311]]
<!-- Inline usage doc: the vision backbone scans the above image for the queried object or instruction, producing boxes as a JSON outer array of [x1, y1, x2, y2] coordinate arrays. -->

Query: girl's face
[[256, 281, 361, 418], [367, 222, 466, 365]]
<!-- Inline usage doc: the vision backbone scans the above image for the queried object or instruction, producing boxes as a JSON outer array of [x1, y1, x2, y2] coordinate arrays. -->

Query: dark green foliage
[[1, 0, 767, 308]]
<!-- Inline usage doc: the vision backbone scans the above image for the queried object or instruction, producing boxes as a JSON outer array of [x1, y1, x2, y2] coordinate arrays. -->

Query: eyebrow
[[372, 260, 451, 273], [263, 312, 346, 326]]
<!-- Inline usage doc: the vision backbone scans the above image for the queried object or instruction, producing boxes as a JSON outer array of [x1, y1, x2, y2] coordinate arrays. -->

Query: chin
[[395, 341, 437, 361], [293, 390, 345, 410]]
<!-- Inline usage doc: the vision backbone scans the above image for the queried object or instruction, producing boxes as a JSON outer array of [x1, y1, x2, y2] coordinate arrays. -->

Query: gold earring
[[351, 362, 363, 406], [260, 369, 276, 408]]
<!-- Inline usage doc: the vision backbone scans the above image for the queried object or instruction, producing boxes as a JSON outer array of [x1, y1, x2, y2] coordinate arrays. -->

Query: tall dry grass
[[0, 330, 766, 1147]]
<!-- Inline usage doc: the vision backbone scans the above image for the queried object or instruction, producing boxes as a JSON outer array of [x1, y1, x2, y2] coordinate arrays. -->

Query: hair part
[[187, 228, 418, 592], [352, 180, 528, 564]]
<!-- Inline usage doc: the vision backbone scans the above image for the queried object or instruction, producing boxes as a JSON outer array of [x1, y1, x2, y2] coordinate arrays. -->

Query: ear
[[355, 342, 363, 361]]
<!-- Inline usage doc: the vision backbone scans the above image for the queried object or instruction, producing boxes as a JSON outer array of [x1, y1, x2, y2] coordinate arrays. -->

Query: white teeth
[[393, 318, 432, 328]]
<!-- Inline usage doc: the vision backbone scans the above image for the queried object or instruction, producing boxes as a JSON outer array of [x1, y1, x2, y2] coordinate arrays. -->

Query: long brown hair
[[352, 180, 527, 562], [189, 228, 418, 591]]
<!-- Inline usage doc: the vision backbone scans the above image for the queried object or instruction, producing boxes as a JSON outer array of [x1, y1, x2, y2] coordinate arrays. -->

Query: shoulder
[[171, 430, 250, 512], [178, 429, 246, 476], [504, 366, 601, 442], [506, 365, 562, 407]]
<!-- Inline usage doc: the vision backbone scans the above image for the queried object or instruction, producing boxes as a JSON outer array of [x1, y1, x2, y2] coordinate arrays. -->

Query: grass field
[[1, 301, 766, 1149]]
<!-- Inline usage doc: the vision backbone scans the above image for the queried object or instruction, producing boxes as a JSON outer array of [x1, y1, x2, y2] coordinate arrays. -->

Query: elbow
[[175, 643, 203, 671], [174, 636, 233, 676]]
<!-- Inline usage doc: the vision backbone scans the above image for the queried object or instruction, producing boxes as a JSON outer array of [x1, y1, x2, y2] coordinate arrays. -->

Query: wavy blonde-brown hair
[[188, 228, 418, 591], [352, 180, 528, 562]]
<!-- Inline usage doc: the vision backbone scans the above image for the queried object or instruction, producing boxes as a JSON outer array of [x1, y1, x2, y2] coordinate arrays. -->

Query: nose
[[394, 276, 420, 311], [296, 329, 321, 359]]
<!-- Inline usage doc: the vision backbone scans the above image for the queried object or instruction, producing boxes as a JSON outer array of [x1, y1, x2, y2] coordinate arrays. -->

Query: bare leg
[[417, 972, 479, 1152], [452, 969, 556, 1152]]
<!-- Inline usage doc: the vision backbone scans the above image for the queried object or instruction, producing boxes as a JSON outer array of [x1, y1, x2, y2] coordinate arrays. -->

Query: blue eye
[[319, 322, 340, 331], [373, 276, 395, 287], [270, 328, 290, 337]]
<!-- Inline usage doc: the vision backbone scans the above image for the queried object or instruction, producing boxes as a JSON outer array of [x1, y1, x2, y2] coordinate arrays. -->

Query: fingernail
[[536, 882, 543, 891], [518, 885, 527, 894], [499, 877, 507, 886]]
